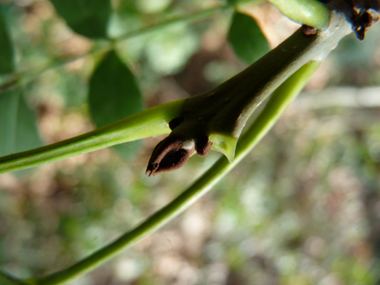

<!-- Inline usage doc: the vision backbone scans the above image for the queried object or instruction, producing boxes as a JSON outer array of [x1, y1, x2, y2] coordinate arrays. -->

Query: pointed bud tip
[[146, 135, 196, 176]]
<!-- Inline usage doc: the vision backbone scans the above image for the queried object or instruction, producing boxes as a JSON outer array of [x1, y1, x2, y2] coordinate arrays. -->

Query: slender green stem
[[0, 6, 227, 94], [113, 6, 228, 42], [0, 99, 184, 174], [25, 61, 320, 285]]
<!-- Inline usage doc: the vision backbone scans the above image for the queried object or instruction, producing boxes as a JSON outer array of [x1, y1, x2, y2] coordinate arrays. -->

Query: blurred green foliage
[[0, 89, 42, 157], [0, 0, 380, 284], [0, 11, 14, 74], [228, 11, 269, 64], [88, 50, 144, 160], [50, 0, 111, 39]]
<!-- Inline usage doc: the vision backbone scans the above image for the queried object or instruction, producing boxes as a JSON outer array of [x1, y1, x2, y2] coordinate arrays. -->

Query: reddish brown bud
[[146, 136, 196, 176], [302, 25, 317, 36], [195, 135, 213, 157], [146, 134, 213, 176]]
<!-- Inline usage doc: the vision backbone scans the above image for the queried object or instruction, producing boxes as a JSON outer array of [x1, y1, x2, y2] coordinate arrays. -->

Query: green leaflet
[[50, 0, 112, 39], [268, 0, 330, 29], [0, 90, 42, 157], [0, 11, 14, 74], [88, 50, 144, 160], [228, 11, 270, 65]]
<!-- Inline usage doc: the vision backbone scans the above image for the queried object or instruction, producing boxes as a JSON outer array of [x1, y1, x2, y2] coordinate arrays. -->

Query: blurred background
[[1, 0, 380, 284]]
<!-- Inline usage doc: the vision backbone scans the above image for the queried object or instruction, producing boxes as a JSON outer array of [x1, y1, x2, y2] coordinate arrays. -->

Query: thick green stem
[[0, 11, 352, 175], [159, 10, 351, 165], [186, 12, 350, 139], [24, 61, 320, 285], [0, 100, 184, 174]]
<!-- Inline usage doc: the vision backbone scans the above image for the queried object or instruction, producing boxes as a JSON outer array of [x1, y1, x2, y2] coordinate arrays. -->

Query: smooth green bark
[[0, 100, 184, 174]]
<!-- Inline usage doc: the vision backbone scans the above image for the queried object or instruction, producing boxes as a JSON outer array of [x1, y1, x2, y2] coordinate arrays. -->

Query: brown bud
[[302, 25, 317, 36], [195, 135, 213, 157], [146, 135, 196, 176], [146, 134, 213, 176]]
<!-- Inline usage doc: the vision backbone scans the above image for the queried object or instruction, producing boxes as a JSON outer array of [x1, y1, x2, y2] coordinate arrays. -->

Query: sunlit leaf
[[144, 25, 199, 75], [0, 11, 14, 74], [0, 90, 43, 157], [50, 0, 111, 39], [225, 0, 264, 4], [137, 0, 172, 14], [228, 11, 270, 65], [268, 0, 329, 29], [89, 50, 144, 160], [108, 1, 141, 38]]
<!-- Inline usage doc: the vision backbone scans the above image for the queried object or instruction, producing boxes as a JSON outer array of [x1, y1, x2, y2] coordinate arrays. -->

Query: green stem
[[161, 10, 351, 162], [0, 10, 352, 175], [26, 61, 320, 285], [0, 100, 184, 174], [0, 6, 227, 94], [113, 5, 228, 41]]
